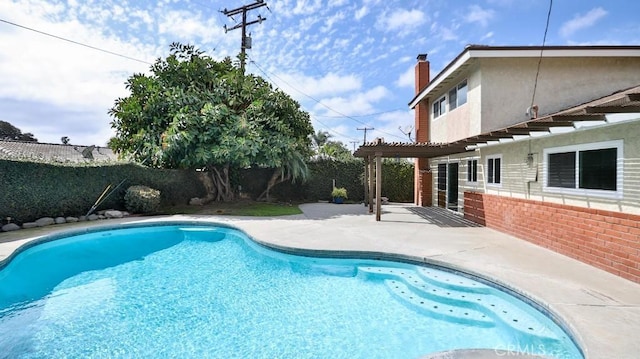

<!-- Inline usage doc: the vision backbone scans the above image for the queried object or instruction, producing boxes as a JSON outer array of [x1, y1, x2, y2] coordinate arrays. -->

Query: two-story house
[[356, 45, 640, 283]]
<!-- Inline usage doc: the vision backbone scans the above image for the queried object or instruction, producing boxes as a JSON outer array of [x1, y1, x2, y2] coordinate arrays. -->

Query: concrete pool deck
[[1, 202, 639, 358]]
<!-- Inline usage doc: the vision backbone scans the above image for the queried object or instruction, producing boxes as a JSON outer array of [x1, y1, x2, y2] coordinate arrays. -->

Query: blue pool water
[[0, 224, 582, 358]]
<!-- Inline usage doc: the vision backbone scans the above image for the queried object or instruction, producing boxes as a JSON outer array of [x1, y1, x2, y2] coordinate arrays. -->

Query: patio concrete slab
[[1, 202, 639, 358]]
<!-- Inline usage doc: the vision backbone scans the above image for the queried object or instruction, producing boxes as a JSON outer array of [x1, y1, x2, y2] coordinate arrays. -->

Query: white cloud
[[273, 72, 362, 98], [379, 9, 427, 33], [355, 6, 369, 21], [464, 5, 495, 27], [314, 85, 390, 116], [321, 11, 346, 33], [396, 66, 414, 88], [292, 0, 324, 16], [560, 7, 608, 38], [481, 31, 494, 40], [378, 110, 413, 124], [328, 0, 348, 7]]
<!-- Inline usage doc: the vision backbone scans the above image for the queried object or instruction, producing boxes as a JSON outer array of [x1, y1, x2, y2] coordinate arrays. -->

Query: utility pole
[[356, 127, 374, 145], [221, 1, 267, 73], [350, 141, 358, 152]]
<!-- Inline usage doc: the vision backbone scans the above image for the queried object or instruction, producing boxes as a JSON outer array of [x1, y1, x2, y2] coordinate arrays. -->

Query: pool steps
[[356, 266, 557, 341]]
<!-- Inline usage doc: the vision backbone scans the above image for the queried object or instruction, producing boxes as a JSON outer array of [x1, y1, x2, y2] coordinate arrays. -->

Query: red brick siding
[[464, 192, 640, 284]]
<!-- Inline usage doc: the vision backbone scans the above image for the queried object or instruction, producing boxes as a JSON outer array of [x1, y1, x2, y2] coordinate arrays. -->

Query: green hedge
[[1, 158, 414, 224], [0, 160, 206, 224], [240, 159, 415, 203]]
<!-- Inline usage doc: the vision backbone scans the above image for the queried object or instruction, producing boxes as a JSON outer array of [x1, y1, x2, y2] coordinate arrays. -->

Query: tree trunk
[[257, 169, 290, 202], [207, 164, 234, 201]]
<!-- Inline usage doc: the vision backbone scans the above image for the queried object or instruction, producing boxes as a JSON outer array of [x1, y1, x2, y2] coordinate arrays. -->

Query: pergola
[[354, 85, 640, 221]]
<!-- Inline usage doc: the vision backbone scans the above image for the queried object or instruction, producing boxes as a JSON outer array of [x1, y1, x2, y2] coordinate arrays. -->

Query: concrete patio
[[1, 202, 638, 358]]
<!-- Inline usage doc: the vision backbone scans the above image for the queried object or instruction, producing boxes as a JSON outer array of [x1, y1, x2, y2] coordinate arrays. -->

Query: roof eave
[[408, 45, 640, 109]]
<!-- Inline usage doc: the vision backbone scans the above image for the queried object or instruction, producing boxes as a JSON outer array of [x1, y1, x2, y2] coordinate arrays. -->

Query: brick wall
[[464, 192, 640, 284]]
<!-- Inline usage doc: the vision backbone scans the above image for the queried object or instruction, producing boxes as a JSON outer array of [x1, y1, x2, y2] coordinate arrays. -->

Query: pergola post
[[375, 152, 382, 221], [363, 156, 369, 208], [368, 156, 374, 214]]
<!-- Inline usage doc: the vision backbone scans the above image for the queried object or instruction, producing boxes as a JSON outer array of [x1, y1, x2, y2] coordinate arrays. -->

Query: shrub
[[124, 185, 161, 214], [331, 187, 348, 199]]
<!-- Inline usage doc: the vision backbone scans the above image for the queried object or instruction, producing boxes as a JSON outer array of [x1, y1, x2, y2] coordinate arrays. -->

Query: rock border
[[1, 210, 130, 232]]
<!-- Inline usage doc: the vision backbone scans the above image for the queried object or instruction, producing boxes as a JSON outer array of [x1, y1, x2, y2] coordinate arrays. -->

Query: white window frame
[[485, 154, 502, 187], [432, 96, 446, 119], [467, 159, 478, 183], [448, 79, 468, 110], [542, 140, 623, 199]]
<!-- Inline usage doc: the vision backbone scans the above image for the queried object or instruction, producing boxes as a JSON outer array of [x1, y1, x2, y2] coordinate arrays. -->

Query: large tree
[[109, 43, 313, 201], [0, 121, 38, 142]]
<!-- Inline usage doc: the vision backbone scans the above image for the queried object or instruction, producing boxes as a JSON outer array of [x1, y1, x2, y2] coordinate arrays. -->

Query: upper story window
[[486, 154, 502, 186], [432, 79, 468, 119], [543, 140, 623, 198], [433, 96, 446, 118], [449, 80, 468, 110]]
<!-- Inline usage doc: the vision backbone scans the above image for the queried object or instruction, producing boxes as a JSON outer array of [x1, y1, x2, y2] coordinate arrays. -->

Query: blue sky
[[0, 0, 638, 147]]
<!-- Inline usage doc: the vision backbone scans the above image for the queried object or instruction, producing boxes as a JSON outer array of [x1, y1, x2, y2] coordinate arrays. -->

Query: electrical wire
[[248, 56, 407, 141], [249, 58, 359, 141], [0, 18, 152, 65], [530, 0, 553, 109]]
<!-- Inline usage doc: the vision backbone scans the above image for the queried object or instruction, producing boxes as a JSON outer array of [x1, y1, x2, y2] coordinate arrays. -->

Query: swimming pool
[[0, 223, 582, 358]]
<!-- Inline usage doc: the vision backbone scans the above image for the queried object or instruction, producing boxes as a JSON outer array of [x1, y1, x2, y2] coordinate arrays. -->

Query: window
[[449, 80, 468, 110], [486, 155, 501, 185], [467, 159, 478, 182], [432, 79, 467, 119], [544, 140, 622, 197], [433, 96, 446, 118]]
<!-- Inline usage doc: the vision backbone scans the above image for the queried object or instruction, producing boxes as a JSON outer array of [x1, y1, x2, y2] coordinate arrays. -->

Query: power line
[[314, 109, 407, 118], [530, 0, 553, 109], [0, 18, 152, 65], [248, 56, 406, 141], [249, 59, 358, 141]]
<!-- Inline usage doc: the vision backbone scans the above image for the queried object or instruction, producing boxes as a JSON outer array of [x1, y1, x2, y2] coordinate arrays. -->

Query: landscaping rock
[[189, 197, 204, 205], [88, 214, 100, 221], [55, 217, 66, 224], [98, 215, 106, 220], [2, 223, 20, 232], [104, 210, 124, 219], [35, 217, 55, 227], [79, 216, 87, 222], [22, 222, 38, 229], [66, 217, 79, 223]]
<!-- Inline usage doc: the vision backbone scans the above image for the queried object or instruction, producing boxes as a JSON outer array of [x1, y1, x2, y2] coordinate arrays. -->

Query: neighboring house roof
[[409, 45, 640, 109], [356, 84, 640, 158], [0, 140, 119, 163]]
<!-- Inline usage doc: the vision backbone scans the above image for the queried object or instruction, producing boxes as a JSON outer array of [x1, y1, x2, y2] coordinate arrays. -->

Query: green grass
[[158, 201, 303, 216]]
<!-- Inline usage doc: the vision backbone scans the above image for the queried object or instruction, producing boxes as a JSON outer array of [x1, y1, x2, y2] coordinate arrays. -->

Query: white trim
[[542, 140, 623, 199], [470, 48, 640, 58], [409, 47, 640, 109], [410, 52, 471, 108], [485, 154, 502, 187], [467, 159, 478, 183], [432, 95, 446, 119]]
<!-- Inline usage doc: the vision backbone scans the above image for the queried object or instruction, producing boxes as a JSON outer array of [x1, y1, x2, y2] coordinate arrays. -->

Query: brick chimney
[[414, 54, 432, 206], [414, 54, 430, 143]]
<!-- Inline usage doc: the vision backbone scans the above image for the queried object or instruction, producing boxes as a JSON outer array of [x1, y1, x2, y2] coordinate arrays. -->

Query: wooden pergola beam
[[585, 105, 640, 113]]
